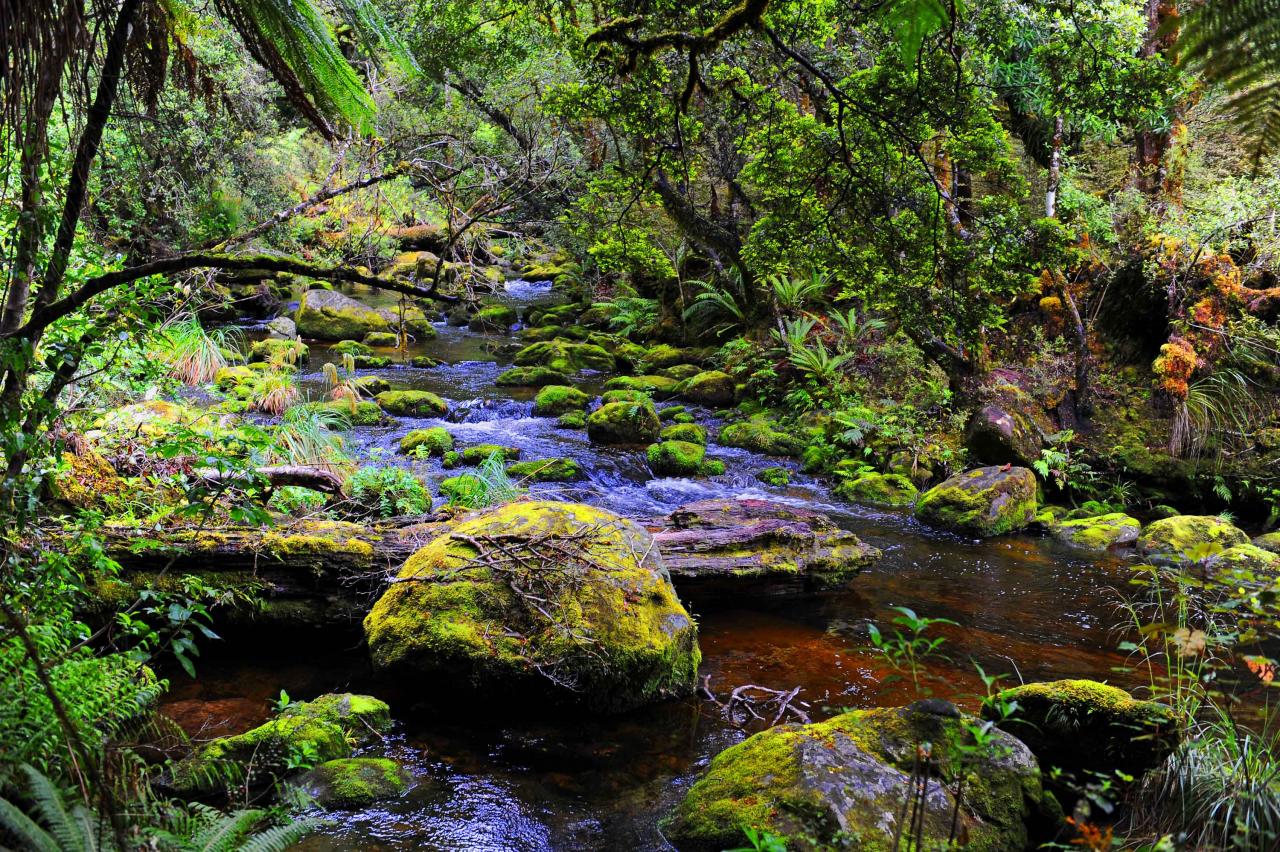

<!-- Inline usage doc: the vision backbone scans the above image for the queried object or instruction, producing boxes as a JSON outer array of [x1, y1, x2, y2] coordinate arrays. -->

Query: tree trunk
[[1046, 115, 1063, 219]]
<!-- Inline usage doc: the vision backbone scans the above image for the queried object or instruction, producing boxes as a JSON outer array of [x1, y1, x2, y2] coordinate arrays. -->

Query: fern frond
[[21, 764, 91, 852], [190, 807, 267, 852], [237, 816, 324, 852], [332, 0, 419, 78], [0, 792, 60, 852]]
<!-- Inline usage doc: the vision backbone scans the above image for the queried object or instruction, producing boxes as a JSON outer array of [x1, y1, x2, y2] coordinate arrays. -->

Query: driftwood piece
[[195, 465, 345, 495]]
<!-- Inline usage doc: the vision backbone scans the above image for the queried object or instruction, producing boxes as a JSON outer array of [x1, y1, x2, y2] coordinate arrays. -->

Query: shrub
[[345, 466, 431, 518]]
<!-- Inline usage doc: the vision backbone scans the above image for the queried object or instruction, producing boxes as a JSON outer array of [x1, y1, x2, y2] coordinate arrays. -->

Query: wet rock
[[532, 385, 589, 416], [660, 423, 706, 445], [331, 339, 371, 357], [1136, 515, 1249, 564], [756, 466, 790, 487], [375, 390, 449, 417], [265, 316, 297, 339], [665, 700, 1053, 852], [653, 498, 880, 590], [557, 411, 586, 429], [400, 427, 453, 456], [604, 374, 680, 399], [495, 366, 569, 387], [292, 757, 410, 808], [587, 401, 661, 445], [914, 466, 1038, 537], [363, 501, 700, 712], [469, 304, 517, 333], [679, 370, 735, 406], [1253, 532, 1280, 554], [299, 400, 388, 426], [363, 331, 399, 347], [601, 389, 651, 405], [1050, 513, 1141, 551], [295, 289, 391, 340], [965, 403, 1044, 468], [647, 440, 711, 477], [986, 680, 1180, 778], [507, 458, 583, 482], [248, 338, 307, 366], [1211, 543, 1279, 572], [459, 444, 521, 464], [513, 340, 615, 373], [834, 471, 918, 508], [717, 419, 806, 457], [353, 376, 391, 396]]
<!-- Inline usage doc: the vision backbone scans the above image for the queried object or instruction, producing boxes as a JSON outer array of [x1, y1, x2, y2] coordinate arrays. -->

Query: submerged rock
[[664, 700, 1054, 852], [291, 757, 410, 809], [834, 471, 918, 508], [1050, 512, 1141, 551], [1136, 515, 1249, 564], [363, 501, 700, 712], [986, 680, 1180, 778], [532, 385, 589, 416], [914, 466, 1038, 537], [654, 498, 880, 591], [295, 289, 390, 340], [586, 401, 661, 444]]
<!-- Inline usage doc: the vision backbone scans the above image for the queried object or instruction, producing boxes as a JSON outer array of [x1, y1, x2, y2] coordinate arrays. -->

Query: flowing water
[[162, 280, 1144, 850]]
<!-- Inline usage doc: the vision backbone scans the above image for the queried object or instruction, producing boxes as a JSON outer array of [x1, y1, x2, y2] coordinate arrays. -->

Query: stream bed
[[161, 280, 1142, 850]]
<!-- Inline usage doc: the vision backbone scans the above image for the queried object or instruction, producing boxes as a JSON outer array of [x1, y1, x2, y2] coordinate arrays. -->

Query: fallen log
[[196, 465, 345, 495]]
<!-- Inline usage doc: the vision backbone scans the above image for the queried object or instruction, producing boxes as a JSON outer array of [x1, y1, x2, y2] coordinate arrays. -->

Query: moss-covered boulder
[[964, 402, 1044, 468], [557, 411, 586, 429], [375, 390, 449, 418], [469, 304, 517, 333], [299, 399, 386, 426], [248, 338, 308, 366], [507, 458, 583, 482], [604, 375, 680, 399], [1136, 515, 1249, 564], [756, 466, 790, 487], [601, 389, 650, 405], [665, 700, 1052, 852], [495, 366, 569, 387], [914, 466, 1037, 537], [985, 680, 1180, 778], [532, 385, 589, 416], [660, 423, 707, 445], [460, 444, 521, 464], [1050, 513, 1141, 551], [291, 757, 409, 809], [658, 363, 702, 381], [586, 401, 661, 445], [641, 344, 707, 370], [717, 420, 806, 457], [363, 501, 700, 712], [362, 331, 399, 347], [400, 427, 453, 456], [330, 339, 372, 357], [296, 289, 390, 340], [679, 371, 735, 406], [438, 474, 479, 500], [214, 364, 256, 392], [577, 303, 620, 329], [1253, 532, 1280, 554], [1211, 543, 1280, 572], [52, 451, 127, 509], [513, 340, 615, 373], [658, 405, 688, 422], [834, 471, 919, 508], [647, 441, 707, 477]]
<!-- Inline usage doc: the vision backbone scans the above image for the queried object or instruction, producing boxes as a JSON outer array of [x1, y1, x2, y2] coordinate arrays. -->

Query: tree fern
[[1179, 0, 1280, 161]]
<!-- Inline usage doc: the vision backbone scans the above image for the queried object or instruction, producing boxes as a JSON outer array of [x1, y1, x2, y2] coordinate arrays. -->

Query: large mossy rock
[[654, 498, 880, 591], [532, 385, 589, 416], [985, 680, 1180, 778], [1253, 532, 1280, 554], [363, 501, 700, 712], [375, 390, 449, 418], [834, 471, 919, 508], [1050, 513, 1141, 551], [604, 374, 680, 399], [586, 401, 661, 445], [506, 458, 583, 482], [964, 402, 1044, 468], [647, 440, 709, 477], [914, 466, 1038, 537], [469, 304, 517, 332], [717, 420, 806, 457], [1210, 543, 1280, 572], [290, 757, 410, 809], [513, 340, 615, 373], [400, 427, 453, 456], [295, 289, 390, 340], [495, 366, 569, 387], [679, 370, 735, 406], [1136, 515, 1249, 564], [664, 700, 1054, 852]]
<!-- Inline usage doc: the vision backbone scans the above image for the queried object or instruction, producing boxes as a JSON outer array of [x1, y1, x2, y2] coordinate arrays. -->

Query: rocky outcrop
[[664, 700, 1056, 852], [295, 289, 391, 340], [363, 501, 700, 713], [914, 466, 1038, 537], [1136, 515, 1250, 564], [651, 498, 880, 592], [1049, 512, 1142, 551], [964, 403, 1044, 468]]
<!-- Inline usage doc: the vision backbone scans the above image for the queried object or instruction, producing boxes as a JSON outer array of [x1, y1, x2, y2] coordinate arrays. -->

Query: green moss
[[294, 757, 408, 808], [469, 304, 518, 332], [300, 399, 386, 425], [1212, 543, 1280, 572], [586, 401, 661, 445], [914, 466, 1037, 537], [533, 385, 590, 416], [679, 370, 735, 406], [1051, 513, 1141, 551], [214, 365, 256, 392], [331, 340, 372, 357], [261, 520, 376, 570], [507, 458, 583, 482], [834, 472, 919, 508], [52, 451, 126, 509], [1253, 532, 1280, 554], [605, 375, 680, 399], [363, 501, 700, 712], [401, 427, 454, 456], [700, 459, 726, 476], [658, 405, 687, 422], [495, 366, 570, 387], [1137, 515, 1249, 563], [577, 303, 620, 328], [439, 474, 480, 499], [660, 423, 706, 444], [442, 450, 463, 469], [756, 466, 791, 487], [557, 411, 586, 429], [296, 290, 390, 341], [249, 338, 308, 366], [410, 355, 443, 368], [460, 444, 521, 464], [362, 331, 400, 347], [717, 420, 805, 457], [647, 441, 707, 476], [601, 389, 651, 405], [513, 340, 615, 373], [375, 390, 449, 417]]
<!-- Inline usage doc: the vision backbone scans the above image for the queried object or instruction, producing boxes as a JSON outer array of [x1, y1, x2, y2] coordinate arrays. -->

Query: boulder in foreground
[[914, 466, 1037, 537]]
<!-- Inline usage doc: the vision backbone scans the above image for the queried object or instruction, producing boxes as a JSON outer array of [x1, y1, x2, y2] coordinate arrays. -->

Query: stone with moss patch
[[985, 680, 1179, 778], [604, 375, 680, 400], [679, 371, 735, 406], [496, 366, 569, 387], [376, 390, 449, 417], [755, 466, 790, 487], [1136, 515, 1249, 564], [600, 389, 650, 405], [469, 304, 517, 332], [439, 474, 480, 500], [514, 340, 615, 373], [1211, 543, 1280, 572], [587, 401, 661, 445], [647, 441, 706, 477], [296, 289, 390, 340], [292, 757, 409, 809], [362, 331, 399, 347], [249, 338, 308, 366], [1050, 513, 1141, 551], [557, 411, 586, 429], [363, 501, 700, 712], [331, 339, 372, 357], [660, 423, 706, 445], [53, 451, 126, 509], [717, 420, 805, 457], [300, 400, 386, 426], [401, 427, 454, 456], [835, 471, 919, 508], [533, 385, 590, 416], [1253, 532, 1280, 554], [658, 405, 687, 422], [664, 700, 1052, 852], [460, 444, 521, 464], [914, 466, 1037, 537], [507, 458, 583, 482]]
